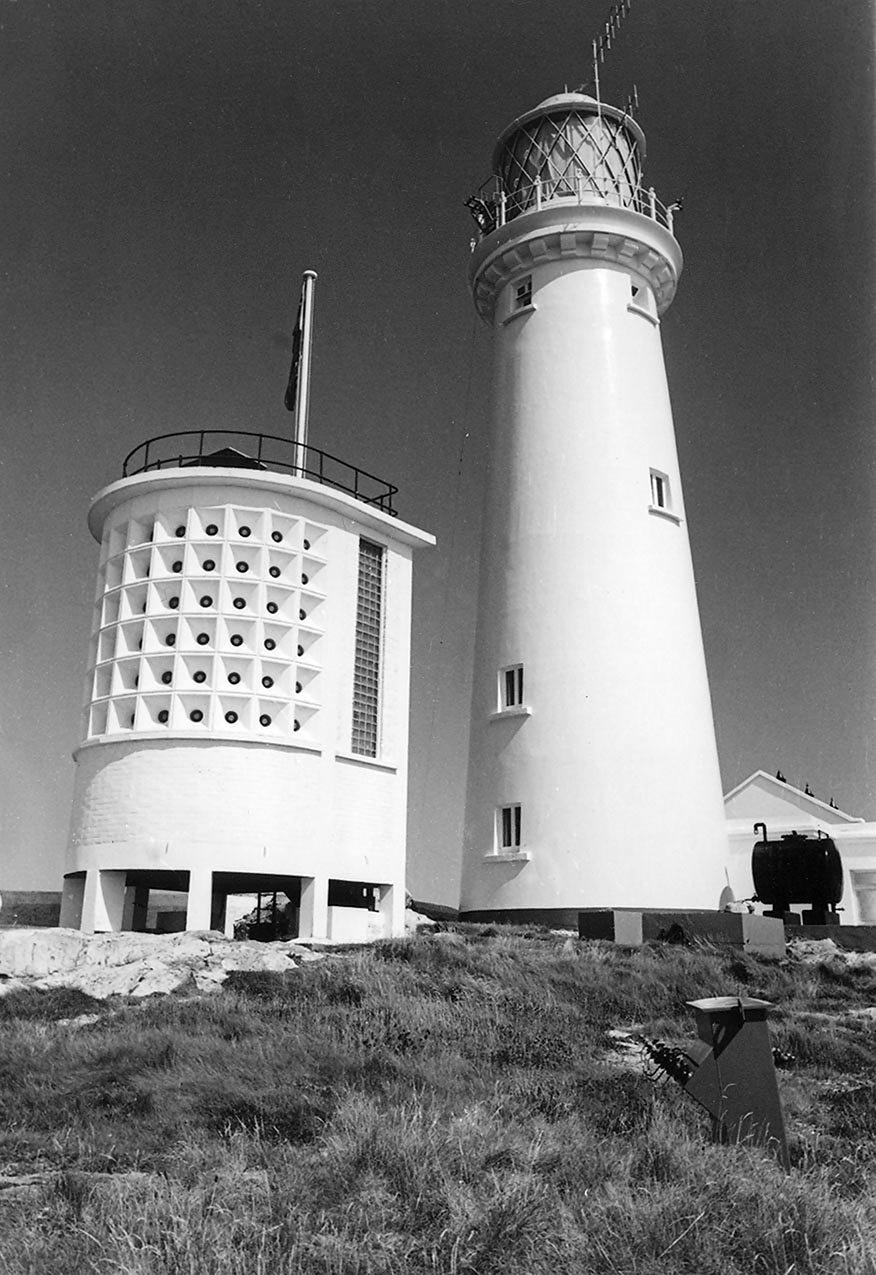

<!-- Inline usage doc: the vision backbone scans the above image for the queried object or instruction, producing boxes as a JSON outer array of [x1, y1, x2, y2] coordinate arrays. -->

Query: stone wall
[[0, 892, 62, 928]]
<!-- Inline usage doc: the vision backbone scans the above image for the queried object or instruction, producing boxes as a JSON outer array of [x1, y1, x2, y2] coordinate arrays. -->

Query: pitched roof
[[723, 770, 863, 824]]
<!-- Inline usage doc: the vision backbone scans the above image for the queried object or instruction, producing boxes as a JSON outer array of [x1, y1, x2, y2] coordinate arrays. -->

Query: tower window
[[501, 664, 524, 709], [629, 282, 657, 319], [351, 538, 384, 757], [498, 804, 522, 851], [514, 276, 532, 309], [650, 469, 670, 511]]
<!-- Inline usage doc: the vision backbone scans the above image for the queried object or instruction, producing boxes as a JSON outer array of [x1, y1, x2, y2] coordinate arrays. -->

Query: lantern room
[[492, 92, 645, 220]]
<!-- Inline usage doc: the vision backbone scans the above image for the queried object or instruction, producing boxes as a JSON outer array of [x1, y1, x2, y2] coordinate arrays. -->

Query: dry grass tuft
[[1, 930, 876, 1273]]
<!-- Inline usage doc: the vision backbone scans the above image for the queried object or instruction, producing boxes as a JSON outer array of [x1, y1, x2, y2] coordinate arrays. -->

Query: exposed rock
[[216, 941, 298, 973], [787, 937, 876, 970], [0, 975, 31, 998], [132, 965, 197, 998], [38, 958, 195, 999], [405, 908, 438, 932], [193, 965, 229, 992], [57, 1013, 102, 1029], [0, 928, 313, 1001], [787, 937, 841, 961], [0, 928, 91, 978]]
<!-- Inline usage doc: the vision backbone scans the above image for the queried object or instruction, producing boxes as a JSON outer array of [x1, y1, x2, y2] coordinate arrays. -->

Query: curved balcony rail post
[[121, 430, 399, 515], [467, 176, 678, 243]]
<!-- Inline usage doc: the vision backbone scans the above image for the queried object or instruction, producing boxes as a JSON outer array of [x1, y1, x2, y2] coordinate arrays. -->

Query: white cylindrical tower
[[62, 434, 432, 937], [461, 93, 728, 922]]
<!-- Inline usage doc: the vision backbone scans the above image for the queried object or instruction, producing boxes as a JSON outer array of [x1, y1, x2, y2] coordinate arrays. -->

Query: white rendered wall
[[65, 468, 432, 935], [462, 214, 729, 914]]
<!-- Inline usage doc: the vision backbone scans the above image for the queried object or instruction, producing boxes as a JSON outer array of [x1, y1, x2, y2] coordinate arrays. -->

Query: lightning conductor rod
[[293, 269, 318, 478]]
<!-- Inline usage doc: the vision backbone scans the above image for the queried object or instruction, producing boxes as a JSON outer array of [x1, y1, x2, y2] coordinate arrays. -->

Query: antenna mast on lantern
[[580, 0, 634, 106]]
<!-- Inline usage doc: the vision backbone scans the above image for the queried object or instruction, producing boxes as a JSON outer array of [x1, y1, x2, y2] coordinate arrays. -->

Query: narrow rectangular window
[[650, 469, 670, 510], [351, 539, 384, 757], [500, 663, 524, 709], [498, 803, 522, 850], [514, 276, 532, 309]]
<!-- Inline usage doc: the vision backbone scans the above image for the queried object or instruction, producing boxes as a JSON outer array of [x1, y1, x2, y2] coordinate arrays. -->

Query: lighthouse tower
[[62, 432, 432, 938], [460, 92, 728, 922]]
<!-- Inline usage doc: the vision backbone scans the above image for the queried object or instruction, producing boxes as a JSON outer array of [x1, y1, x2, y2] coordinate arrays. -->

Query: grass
[[1, 929, 876, 1273]]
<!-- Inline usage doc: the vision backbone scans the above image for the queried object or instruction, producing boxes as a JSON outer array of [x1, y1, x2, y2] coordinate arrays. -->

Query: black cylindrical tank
[[752, 826, 843, 908]]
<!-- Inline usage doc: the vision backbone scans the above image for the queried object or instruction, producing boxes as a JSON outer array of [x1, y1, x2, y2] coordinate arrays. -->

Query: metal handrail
[[121, 430, 399, 515], [467, 176, 678, 241]]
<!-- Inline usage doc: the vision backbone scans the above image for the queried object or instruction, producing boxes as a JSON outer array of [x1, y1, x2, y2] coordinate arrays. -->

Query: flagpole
[[293, 269, 317, 477]]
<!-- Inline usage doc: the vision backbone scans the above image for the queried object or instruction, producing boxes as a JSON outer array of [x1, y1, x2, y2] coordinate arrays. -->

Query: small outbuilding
[[724, 770, 876, 924]]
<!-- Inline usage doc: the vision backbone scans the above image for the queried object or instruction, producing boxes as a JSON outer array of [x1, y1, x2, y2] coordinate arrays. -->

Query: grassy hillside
[[1, 928, 875, 1274]]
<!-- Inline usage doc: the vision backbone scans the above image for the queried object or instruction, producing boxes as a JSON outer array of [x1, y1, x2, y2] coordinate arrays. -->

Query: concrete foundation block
[[578, 910, 785, 956], [576, 910, 644, 945]]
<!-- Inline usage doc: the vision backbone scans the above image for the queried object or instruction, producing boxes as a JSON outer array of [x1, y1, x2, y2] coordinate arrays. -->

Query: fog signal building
[[62, 435, 432, 938], [460, 92, 729, 921]]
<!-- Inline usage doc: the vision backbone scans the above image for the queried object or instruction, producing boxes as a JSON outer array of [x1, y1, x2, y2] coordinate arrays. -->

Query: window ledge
[[489, 705, 532, 722], [648, 504, 682, 525], [627, 302, 660, 326], [335, 750, 398, 773], [501, 304, 537, 326], [484, 850, 532, 863]]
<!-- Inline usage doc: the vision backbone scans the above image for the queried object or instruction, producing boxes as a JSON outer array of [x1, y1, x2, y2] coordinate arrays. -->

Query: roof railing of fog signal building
[[121, 429, 399, 516]]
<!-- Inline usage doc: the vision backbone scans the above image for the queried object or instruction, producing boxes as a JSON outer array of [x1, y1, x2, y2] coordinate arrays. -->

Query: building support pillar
[[81, 869, 127, 934], [378, 883, 404, 938], [210, 890, 227, 934], [131, 884, 150, 931], [186, 869, 213, 932], [59, 874, 86, 930], [299, 875, 328, 939]]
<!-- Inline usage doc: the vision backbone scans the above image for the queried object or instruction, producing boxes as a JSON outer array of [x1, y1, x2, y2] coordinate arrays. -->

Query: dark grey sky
[[1, 0, 874, 903]]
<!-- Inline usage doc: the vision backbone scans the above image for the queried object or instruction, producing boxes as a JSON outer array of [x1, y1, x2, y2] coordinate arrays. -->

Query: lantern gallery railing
[[466, 178, 680, 241], [122, 431, 399, 515]]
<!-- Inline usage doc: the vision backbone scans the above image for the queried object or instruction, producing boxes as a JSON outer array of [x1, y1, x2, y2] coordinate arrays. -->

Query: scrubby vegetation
[[1, 928, 876, 1273]]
